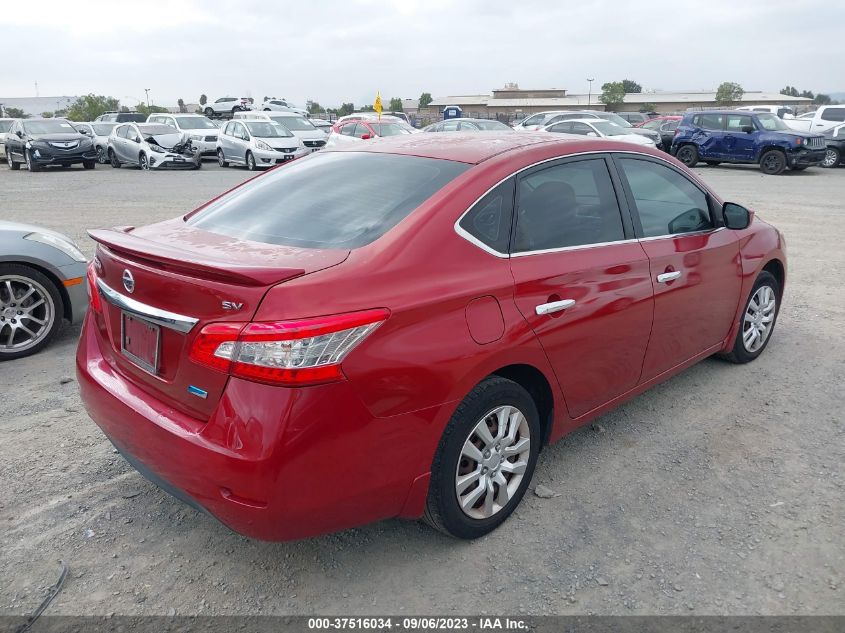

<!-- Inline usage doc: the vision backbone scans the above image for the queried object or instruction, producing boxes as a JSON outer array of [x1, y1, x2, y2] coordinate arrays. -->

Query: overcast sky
[[0, 0, 841, 108]]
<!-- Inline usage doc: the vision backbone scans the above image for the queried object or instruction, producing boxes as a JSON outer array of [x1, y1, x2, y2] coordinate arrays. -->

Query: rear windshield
[[188, 152, 469, 249]]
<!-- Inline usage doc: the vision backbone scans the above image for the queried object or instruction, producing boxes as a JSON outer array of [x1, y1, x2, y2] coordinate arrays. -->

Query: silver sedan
[[0, 221, 88, 360]]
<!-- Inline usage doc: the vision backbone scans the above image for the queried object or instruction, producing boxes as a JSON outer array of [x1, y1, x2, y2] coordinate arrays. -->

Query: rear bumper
[[76, 314, 442, 540]]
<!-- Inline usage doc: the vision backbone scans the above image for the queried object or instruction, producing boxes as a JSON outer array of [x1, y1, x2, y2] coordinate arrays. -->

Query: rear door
[[613, 155, 742, 381], [509, 155, 654, 419]]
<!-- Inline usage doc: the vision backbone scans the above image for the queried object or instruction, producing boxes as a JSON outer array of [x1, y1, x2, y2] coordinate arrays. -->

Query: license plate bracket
[[121, 312, 160, 374]]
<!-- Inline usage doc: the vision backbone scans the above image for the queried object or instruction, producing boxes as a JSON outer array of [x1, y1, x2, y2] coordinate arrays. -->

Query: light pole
[[587, 78, 595, 106], [144, 88, 151, 109]]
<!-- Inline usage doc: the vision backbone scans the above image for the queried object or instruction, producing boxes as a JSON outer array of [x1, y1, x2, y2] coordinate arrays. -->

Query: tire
[[7, 149, 20, 170], [0, 263, 64, 361], [83, 161, 95, 170], [26, 150, 41, 172], [217, 149, 228, 167], [246, 151, 257, 171], [109, 149, 121, 168], [96, 146, 107, 164], [263, 108, 271, 111], [822, 148, 840, 168], [759, 149, 786, 175], [721, 271, 780, 364], [204, 107, 214, 118], [676, 144, 698, 167], [139, 153, 149, 170], [424, 376, 541, 539]]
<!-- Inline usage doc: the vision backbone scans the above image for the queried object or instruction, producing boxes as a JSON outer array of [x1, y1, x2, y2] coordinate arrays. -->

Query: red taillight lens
[[189, 309, 389, 387], [86, 262, 102, 313]]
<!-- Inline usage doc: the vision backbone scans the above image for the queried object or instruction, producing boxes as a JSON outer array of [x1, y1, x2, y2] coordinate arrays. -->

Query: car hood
[[145, 132, 187, 149], [29, 133, 88, 142], [0, 220, 74, 239], [289, 129, 326, 141]]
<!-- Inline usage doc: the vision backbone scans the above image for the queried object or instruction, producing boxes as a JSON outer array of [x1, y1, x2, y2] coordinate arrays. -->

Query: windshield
[[174, 116, 217, 130], [595, 112, 632, 128], [756, 113, 790, 131], [188, 153, 469, 249], [473, 120, 511, 131], [268, 115, 316, 131], [245, 121, 293, 138], [23, 120, 78, 135], [591, 121, 628, 136], [372, 122, 411, 137], [139, 125, 181, 136], [92, 123, 117, 136], [0, 121, 14, 132]]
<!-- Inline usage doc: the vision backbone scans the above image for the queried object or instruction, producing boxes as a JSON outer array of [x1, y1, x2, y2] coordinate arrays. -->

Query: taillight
[[189, 309, 389, 386], [86, 261, 102, 313]]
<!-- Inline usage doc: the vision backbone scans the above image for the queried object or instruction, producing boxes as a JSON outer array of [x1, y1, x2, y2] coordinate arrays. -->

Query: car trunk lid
[[88, 220, 349, 419]]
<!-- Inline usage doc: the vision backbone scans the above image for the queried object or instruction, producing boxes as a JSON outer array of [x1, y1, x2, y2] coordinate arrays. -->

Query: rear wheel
[[676, 144, 698, 167], [204, 107, 214, 118], [759, 149, 786, 175], [246, 151, 257, 171], [26, 150, 41, 172], [721, 271, 780, 364], [217, 149, 228, 167], [96, 146, 107, 164], [424, 376, 540, 539], [822, 148, 840, 168], [7, 149, 20, 170], [0, 264, 63, 361], [109, 149, 121, 168]]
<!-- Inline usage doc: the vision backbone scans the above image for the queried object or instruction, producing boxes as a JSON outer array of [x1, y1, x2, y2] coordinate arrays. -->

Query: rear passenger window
[[514, 158, 625, 253], [821, 108, 845, 122], [617, 158, 713, 237], [726, 114, 753, 131], [459, 178, 514, 253]]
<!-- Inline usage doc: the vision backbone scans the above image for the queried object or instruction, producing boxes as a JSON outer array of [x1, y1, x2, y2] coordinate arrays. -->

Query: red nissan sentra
[[77, 133, 786, 540]]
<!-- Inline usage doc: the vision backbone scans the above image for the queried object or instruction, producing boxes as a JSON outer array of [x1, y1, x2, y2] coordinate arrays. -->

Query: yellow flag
[[374, 92, 383, 119]]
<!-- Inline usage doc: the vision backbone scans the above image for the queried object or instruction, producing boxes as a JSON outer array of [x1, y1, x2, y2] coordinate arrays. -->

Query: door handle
[[656, 271, 682, 283], [535, 299, 576, 316]]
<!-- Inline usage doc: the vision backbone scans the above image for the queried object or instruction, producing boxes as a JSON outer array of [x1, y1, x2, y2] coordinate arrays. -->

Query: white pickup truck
[[785, 105, 845, 133]]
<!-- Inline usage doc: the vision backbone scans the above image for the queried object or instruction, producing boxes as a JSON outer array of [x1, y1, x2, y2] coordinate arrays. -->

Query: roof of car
[[327, 132, 591, 164]]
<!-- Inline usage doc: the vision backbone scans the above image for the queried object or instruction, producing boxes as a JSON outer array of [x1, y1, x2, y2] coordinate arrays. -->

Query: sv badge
[[222, 301, 244, 311]]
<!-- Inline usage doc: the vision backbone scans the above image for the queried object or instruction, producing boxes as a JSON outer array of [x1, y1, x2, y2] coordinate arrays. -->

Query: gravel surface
[[0, 160, 842, 617]]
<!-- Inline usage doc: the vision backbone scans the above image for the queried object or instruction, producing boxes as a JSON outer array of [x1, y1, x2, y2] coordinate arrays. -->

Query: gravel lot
[[1, 160, 842, 617]]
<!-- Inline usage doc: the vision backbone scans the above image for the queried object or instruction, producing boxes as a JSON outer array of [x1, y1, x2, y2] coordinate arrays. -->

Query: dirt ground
[[1, 161, 842, 617]]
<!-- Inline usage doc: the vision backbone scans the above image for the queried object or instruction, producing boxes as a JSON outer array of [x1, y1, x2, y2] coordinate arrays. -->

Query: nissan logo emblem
[[122, 269, 135, 294]]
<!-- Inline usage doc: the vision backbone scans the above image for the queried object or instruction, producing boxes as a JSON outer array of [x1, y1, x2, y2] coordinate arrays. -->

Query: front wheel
[[96, 146, 107, 164], [759, 149, 786, 175], [204, 107, 214, 118], [83, 161, 96, 170], [0, 263, 63, 360], [246, 151, 257, 171], [822, 148, 840, 168], [676, 144, 698, 167], [7, 149, 20, 170], [139, 153, 149, 170], [721, 271, 780, 364], [26, 150, 41, 172], [424, 376, 540, 539]]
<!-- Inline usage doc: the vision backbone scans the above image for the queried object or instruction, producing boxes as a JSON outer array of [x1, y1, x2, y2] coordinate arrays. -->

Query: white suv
[[146, 113, 220, 157], [259, 98, 309, 117], [203, 97, 253, 118]]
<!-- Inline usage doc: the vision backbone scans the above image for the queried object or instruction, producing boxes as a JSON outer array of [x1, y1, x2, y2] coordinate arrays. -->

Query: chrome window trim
[[453, 149, 719, 258], [96, 278, 199, 333]]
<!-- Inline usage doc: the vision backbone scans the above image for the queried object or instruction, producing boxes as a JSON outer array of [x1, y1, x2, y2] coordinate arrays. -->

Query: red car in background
[[636, 115, 683, 152], [77, 134, 786, 541]]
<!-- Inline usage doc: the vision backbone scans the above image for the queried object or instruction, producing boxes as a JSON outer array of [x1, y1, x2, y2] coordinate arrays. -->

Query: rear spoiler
[[88, 228, 305, 287]]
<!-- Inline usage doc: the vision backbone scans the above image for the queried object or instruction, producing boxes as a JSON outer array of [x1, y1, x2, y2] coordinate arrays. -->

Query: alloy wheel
[[0, 276, 55, 353], [742, 285, 776, 353], [822, 149, 839, 168], [96, 147, 106, 164], [139, 154, 149, 170], [455, 405, 531, 520]]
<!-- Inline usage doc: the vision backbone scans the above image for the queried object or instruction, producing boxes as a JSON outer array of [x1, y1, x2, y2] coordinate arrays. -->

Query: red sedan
[[77, 134, 786, 541]]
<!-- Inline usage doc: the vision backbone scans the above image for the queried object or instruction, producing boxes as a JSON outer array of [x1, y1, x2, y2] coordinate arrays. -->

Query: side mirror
[[360, 134, 372, 140], [723, 202, 751, 230], [16, 130, 23, 138], [134, 136, 141, 143], [741, 125, 754, 134]]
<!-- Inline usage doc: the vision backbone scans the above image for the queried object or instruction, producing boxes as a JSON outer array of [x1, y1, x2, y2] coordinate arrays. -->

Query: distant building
[[427, 86, 814, 121], [0, 96, 78, 117]]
